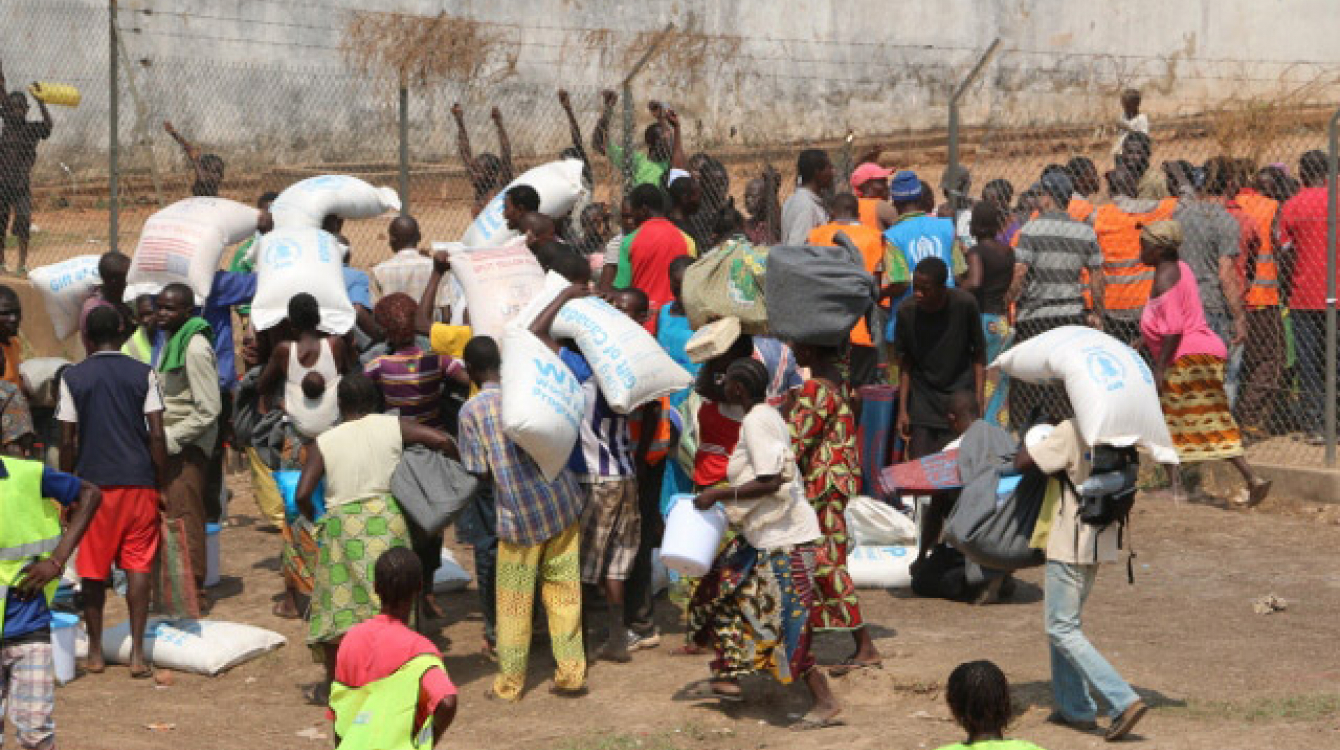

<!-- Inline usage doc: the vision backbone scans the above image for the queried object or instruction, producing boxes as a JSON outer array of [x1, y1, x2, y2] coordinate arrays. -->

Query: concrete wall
[[3, 0, 1338, 180]]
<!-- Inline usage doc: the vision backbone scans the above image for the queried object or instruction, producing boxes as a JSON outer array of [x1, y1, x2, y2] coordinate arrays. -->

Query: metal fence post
[[108, 0, 119, 252], [947, 39, 1000, 189], [398, 81, 410, 215], [1325, 107, 1339, 467]]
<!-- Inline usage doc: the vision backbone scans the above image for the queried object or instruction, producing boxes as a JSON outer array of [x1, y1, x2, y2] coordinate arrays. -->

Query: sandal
[[828, 658, 883, 677], [271, 601, 301, 620], [790, 710, 844, 731], [129, 665, 156, 680]]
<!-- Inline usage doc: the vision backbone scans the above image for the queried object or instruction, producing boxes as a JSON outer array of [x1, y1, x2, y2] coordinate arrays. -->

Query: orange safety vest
[[809, 221, 886, 346], [858, 198, 884, 232], [1235, 189, 1281, 308], [1092, 198, 1178, 311], [1068, 196, 1096, 223]]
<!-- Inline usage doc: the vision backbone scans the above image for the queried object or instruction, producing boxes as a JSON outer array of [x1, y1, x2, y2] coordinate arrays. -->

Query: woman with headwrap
[[364, 292, 472, 619], [1139, 220, 1272, 507]]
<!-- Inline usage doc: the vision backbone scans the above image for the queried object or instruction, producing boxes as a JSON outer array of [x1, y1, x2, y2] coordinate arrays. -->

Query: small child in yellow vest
[[329, 547, 457, 750]]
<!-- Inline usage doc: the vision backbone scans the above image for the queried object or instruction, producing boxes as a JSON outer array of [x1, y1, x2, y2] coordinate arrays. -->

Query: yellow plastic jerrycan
[[27, 83, 81, 108]]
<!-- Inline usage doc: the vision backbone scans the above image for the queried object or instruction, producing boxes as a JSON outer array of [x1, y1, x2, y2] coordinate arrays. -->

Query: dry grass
[[1204, 71, 1337, 163], [342, 11, 501, 89]]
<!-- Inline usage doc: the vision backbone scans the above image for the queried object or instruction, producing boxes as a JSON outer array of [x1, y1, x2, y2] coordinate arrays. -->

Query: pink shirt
[[330, 614, 456, 727], [1141, 261, 1227, 363]]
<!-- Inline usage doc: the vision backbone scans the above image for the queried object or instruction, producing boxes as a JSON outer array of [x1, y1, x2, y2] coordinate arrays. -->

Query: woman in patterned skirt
[[686, 359, 841, 730], [789, 343, 882, 674], [294, 374, 459, 702], [1138, 220, 1272, 506]]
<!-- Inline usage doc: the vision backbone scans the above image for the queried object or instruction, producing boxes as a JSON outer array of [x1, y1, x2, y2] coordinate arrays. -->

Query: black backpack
[[1074, 445, 1140, 528]]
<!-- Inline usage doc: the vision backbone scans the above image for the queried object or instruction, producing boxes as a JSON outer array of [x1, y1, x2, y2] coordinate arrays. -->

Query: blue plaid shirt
[[457, 383, 583, 546]]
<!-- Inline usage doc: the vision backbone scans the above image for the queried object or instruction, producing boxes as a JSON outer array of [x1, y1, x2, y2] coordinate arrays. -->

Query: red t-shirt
[[1280, 186, 1334, 310], [330, 615, 456, 728], [629, 217, 692, 310], [693, 400, 742, 488]]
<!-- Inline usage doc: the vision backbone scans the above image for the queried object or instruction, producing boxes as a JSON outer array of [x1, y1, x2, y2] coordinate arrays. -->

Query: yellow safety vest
[[331, 653, 444, 750], [0, 457, 63, 636]]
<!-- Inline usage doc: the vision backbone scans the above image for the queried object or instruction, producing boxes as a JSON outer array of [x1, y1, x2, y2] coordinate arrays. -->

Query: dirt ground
[[45, 465, 1340, 750]]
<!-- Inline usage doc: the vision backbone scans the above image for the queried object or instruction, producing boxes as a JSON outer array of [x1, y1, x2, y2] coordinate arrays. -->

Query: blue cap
[[890, 170, 922, 201]]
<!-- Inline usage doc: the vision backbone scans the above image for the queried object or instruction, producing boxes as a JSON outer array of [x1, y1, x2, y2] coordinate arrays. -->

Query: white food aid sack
[[848, 545, 916, 589], [461, 159, 587, 247], [127, 197, 259, 304], [100, 618, 285, 676], [251, 227, 355, 335], [270, 174, 400, 230], [448, 243, 546, 340], [845, 496, 918, 546], [551, 296, 693, 413], [501, 327, 584, 480], [993, 325, 1177, 463], [512, 270, 571, 331], [432, 549, 473, 593], [19, 358, 71, 409], [28, 255, 100, 340]]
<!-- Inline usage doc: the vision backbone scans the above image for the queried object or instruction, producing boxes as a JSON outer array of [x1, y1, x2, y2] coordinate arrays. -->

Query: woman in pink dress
[[1138, 220, 1271, 506]]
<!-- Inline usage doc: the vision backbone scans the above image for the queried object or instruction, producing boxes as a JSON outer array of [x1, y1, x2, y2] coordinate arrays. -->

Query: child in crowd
[[457, 337, 501, 661], [330, 547, 457, 748], [935, 660, 1045, 750], [612, 288, 671, 652], [1112, 88, 1148, 157]]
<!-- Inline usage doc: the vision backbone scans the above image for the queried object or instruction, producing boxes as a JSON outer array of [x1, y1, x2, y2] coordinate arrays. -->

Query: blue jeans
[[456, 483, 498, 644], [1045, 560, 1140, 721]]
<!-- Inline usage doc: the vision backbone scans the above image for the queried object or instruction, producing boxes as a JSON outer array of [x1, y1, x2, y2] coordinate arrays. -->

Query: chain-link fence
[[3, 3, 1338, 467]]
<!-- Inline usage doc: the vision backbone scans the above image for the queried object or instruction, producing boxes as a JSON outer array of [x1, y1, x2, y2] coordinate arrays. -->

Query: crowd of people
[[0, 74, 1334, 750]]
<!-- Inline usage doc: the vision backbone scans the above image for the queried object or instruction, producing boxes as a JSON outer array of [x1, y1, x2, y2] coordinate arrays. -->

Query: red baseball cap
[[850, 162, 893, 189]]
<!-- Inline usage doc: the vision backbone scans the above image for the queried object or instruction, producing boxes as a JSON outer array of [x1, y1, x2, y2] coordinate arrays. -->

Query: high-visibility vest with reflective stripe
[[331, 653, 442, 750], [1236, 190, 1281, 308], [1093, 198, 1178, 311], [858, 198, 883, 232], [0, 457, 62, 636]]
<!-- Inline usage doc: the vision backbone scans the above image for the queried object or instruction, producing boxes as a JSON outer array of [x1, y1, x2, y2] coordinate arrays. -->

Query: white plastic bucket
[[205, 523, 221, 588], [660, 494, 727, 577], [50, 612, 79, 685]]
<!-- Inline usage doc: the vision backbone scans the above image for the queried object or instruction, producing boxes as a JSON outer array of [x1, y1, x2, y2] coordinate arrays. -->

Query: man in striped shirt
[[531, 284, 649, 665], [1007, 171, 1106, 422]]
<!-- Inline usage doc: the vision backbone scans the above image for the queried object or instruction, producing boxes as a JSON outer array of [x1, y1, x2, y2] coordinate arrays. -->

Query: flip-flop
[[790, 712, 844, 731], [678, 679, 744, 703], [828, 659, 883, 677], [271, 602, 301, 620], [1245, 479, 1273, 508], [129, 665, 155, 680]]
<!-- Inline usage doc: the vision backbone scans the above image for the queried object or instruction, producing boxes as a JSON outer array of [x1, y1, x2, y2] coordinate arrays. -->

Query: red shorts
[[75, 486, 161, 579]]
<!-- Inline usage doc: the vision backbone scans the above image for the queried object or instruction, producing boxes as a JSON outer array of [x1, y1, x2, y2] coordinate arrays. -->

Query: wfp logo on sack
[[264, 239, 301, 270], [532, 358, 575, 388], [1084, 347, 1127, 392], [305, 175, 348, 192]]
